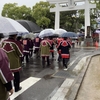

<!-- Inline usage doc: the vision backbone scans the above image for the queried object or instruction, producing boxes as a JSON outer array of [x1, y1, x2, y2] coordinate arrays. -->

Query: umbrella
[[39, 29, 54, 38], [78, 33, 84, 37], [0, 16, 29, 36], [23, 33, 35, 39], [95, 29, 100, 34], [49, 33, 59, 38], [60, 32, 78, 38], [34, 33, 40, 38], [17, 20, 42, 33], [54, 28, 67, 35]]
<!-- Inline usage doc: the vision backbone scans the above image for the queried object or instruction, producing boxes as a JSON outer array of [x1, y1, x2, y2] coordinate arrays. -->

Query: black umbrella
[[17, 20, 41, 33]]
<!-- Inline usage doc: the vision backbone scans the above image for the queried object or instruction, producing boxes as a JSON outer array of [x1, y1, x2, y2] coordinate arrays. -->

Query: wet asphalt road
[[13, 47, 96, 100], [20, 48, 82, 81]]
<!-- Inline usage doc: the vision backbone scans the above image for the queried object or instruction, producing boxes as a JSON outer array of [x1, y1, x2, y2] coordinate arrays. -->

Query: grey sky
[[0, 0, 84, 16], [0, 0, 46, 15]]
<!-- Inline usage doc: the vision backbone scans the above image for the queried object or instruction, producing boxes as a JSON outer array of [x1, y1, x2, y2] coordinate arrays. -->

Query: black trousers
[[58, 53, 62, 61], [51, 52, 54, 58], [42, 56, 50, 67], [24, 55, 29, 63], [62, 58, 69, 67], [14, 71, 20, 91]]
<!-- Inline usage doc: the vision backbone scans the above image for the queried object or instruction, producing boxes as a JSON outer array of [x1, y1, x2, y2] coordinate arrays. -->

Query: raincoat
[[2, 39, 23, 72], [57, 40, 71, 58], [0, 48, 13, 100], [40, 39, 51, 57]]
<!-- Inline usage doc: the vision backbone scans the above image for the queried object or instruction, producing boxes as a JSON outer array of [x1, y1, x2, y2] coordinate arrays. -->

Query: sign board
[[86, 26, 91, 37]]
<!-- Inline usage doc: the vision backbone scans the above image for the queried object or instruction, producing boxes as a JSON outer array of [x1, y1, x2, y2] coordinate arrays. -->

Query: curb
[[72, 56, 89, 75], [49, 55, 90, 100], [66, 53, 100, 100]]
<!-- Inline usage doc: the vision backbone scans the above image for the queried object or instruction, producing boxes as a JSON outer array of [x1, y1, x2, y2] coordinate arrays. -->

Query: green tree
[[89, 0, 100, 30], [2, 3, 34, 21], [31, 1, 54, 29], [57, 9, 85, 32], [2, 3, 17, 18]]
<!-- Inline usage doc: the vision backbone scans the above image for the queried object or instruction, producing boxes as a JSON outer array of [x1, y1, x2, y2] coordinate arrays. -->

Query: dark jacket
[[57, 40, 71, 58], [0, 48, 13, 100], [2, 38, 23, 72]]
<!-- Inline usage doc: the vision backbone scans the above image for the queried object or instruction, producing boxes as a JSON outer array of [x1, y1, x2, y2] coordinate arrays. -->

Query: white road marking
[[68, 53, 88, 67], [50, 78, 74, 100], [10, 77, 41, 100]]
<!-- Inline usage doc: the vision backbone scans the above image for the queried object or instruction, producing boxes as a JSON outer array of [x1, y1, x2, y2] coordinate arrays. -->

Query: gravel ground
[[76, 55, 100, 100]]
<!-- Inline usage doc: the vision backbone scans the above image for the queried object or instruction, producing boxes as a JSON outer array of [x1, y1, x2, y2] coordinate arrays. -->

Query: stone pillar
[[85, 0, 90, 37], [83, 0, 93, 47], [55, 3, 60, 29]]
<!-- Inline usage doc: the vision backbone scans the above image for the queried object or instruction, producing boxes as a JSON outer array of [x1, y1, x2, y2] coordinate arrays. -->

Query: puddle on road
[[43, 74, 54, 80]]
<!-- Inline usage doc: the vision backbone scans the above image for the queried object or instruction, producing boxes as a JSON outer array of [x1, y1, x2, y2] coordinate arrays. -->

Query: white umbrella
[[23, 33, 35, 39], [0, 16, 29, 36], [54, 28, 67, 35], [39, 29, 54, 38], [95, 29, 100, 34]]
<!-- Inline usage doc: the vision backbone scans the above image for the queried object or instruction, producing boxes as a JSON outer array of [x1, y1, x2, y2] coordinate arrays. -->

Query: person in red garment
[[57, 37, 71, 68], [33, 36, 41, 58], [2, 32, 23, 92], [0, 33, 14, 100], [40, 36, 51, 68]]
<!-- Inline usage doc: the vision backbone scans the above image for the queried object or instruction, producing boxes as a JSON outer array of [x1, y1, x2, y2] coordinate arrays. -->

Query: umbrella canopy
[[0, 16, 29, 36], [78, 33, 84, 37], [60, 32, 78, 38], [39, 29, 54, 38], [34, 33, 40, 38], [95, 29, 100, 34], [49, 33, 59, 38], [54, 28, 67, 35], [23, 33, 35, 39], [17, 20, 42, 33]]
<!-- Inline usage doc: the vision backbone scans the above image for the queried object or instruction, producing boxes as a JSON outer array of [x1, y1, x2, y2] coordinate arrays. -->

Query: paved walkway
[[10, 46, 100, 100], [76, 55, 100, 100]]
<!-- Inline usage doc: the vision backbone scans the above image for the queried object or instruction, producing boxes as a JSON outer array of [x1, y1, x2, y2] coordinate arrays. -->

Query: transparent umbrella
[[54, 28, 67, 35], [39, 29, 54, 38], [0, 16, 29, 36]]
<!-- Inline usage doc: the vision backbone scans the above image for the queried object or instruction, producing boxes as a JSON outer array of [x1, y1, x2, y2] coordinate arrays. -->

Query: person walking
[[0, 33, 14, 100], [48, 37, 55, 59], [22, 37, 30, 63], [29, 38, 34, 57], [40, 36, 51, 68], [2, 32, 23, 92], [78, 36, 82, 46], [33, 36, 41, 58], [56, 37, 63, 62], [57, 37, 71, 68]]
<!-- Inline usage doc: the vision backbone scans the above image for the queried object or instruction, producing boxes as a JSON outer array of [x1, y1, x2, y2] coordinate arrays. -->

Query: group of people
[[0, 32, 73, 100], [20, 35, 72, 68]]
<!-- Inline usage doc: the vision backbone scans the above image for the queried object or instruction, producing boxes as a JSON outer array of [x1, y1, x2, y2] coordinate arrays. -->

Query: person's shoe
[[64, 68, 68, 70], [15, 87, 22, 92]]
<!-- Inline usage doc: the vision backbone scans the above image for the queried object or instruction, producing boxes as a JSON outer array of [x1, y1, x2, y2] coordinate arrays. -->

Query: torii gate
[[46, 0, 96, 36]]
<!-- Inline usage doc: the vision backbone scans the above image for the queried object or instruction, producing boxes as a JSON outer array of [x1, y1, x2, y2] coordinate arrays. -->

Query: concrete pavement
[[10, 46, 100, 100]]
